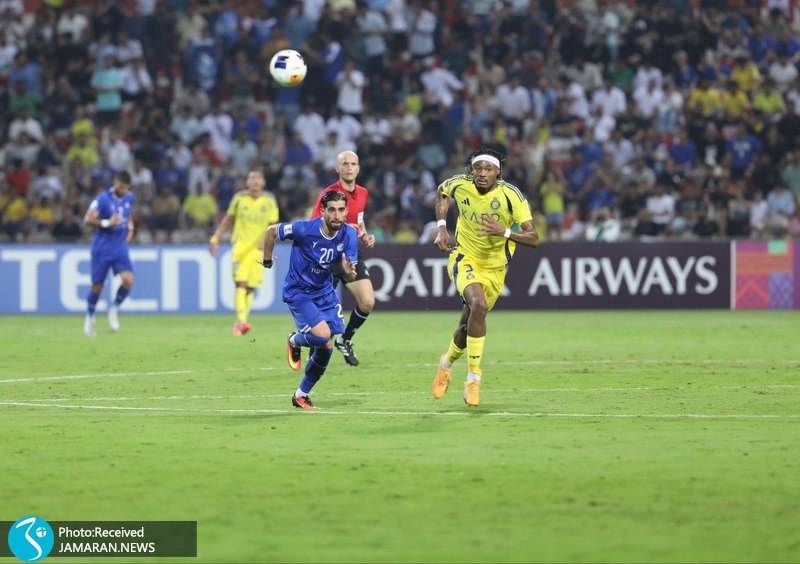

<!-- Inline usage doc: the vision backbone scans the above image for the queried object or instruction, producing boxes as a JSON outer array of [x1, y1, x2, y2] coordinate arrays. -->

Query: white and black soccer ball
[[269, 49, 307, 87]]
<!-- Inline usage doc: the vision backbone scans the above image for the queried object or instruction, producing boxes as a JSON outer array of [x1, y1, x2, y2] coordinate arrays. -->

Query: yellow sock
[[245, 290, 254, 321], [235, 287, 247, 323], [466, 335, 485, 376], [445, 339, 465, 366]]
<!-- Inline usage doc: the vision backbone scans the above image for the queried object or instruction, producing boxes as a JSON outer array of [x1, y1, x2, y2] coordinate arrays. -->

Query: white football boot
[[84, 314, 96, 337], [108, 305, 120, 331]]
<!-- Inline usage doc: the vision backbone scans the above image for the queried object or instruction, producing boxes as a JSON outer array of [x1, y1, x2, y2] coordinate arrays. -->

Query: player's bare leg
[[336, 279, 375, 366], [434, 307, 468, 398], [108, 271, 133, 332], [290, 321, 334, 409], [461, 283, 488, 406], [85, 281, 104, 336], [233, 281, 251, 335]]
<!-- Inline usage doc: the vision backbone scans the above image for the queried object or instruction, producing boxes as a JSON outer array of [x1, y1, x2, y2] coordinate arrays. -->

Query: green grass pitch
[[1, 311, 799, 563]]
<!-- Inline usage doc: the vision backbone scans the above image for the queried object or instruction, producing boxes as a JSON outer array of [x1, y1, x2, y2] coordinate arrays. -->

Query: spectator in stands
[[51, 205, 83, 242], [149, 185, 181, 242], [766, 183, 797, 237], [91, 56, 123, 127]]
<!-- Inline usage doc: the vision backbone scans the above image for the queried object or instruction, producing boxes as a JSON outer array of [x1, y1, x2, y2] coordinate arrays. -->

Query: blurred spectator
[[182, 190, 218, 231], [91, 56, 123, 127], [0, 180, 28, 239], [9, 110, 43, 149], [539, 168, 566, 241], [149, 185, 181, 242], [765, 183, 796, 237], [30, 165, 64, 201], [749, 189, 768, 238], [585, 206, 621, 242], [51, 205, 83, 242]]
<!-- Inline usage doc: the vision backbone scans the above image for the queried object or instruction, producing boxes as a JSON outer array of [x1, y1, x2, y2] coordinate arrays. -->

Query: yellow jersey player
[[432, 147, 540, 406], [209, 169, 280, 335]]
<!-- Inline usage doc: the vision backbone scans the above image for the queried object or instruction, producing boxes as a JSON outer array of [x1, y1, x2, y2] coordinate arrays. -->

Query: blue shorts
[[91, 252, 133, 285], [286, 291, 346, 336]]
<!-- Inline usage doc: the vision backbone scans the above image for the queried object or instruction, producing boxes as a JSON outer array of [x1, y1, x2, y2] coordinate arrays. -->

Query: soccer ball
[[269, 49, 307, 87], [35, 527, 47, 538]]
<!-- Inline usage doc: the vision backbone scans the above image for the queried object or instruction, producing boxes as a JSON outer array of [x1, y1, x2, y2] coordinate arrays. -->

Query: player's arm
[[126, 214, 134, 243], [478, 215, 540, 248], [433, 183, 452, 253], [83, 200, 122, 229], [260, 224, 279, 268], [356, 219, 375, 248], [341, 225, 359, 282], [208, 213, 234, 257]]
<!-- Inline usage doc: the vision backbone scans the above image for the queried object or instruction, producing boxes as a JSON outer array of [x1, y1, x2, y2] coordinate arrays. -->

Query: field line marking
[[1, 401, 799, 420], [2, 359, 799, 384], [6, 384, 799, 403]]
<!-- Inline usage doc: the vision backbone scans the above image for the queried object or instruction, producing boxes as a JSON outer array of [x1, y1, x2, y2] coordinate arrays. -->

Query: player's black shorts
[[331, 257, 371, 288]]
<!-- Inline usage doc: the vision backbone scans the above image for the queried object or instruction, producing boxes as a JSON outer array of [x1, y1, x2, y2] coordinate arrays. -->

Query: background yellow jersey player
[[209, 169, 279, 335], [432, 147, 540, 406]]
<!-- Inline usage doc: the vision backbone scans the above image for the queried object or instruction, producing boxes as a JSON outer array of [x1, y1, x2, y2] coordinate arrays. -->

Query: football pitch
[[1, 310, 798, 563]]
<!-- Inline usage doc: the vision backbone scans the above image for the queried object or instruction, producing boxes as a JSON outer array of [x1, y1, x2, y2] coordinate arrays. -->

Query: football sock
[[292, 332, 329, 348], [235, 287, 247, 323], [245, 290, 254, 320], [299, 347, 333, 394], [466, 335, 485, 376], [114, 286, 130, 305], [87, 290, 100, 314], [444, 339, 465, 367], [341, 307, 369, 341]]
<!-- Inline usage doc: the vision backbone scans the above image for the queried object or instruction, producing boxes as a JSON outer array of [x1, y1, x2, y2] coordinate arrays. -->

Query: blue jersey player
[[261, 190, 358, 410], [83, 170, 135, 336]]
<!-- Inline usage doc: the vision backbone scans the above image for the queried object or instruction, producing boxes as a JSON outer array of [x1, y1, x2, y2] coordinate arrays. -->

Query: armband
[[436, 219, 447, 229], [360, 233, 368, 242], [503, 228, 511, 239], [209, 236, 219, 244], [100, 219, 111, 228]]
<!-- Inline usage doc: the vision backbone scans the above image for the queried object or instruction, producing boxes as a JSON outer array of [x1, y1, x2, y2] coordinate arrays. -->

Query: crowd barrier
[[0, 242, 796, 314]]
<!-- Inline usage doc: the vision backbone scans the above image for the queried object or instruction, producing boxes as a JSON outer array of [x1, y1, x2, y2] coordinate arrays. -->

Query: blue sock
[[115, 286, 130, 305], [87, 291, 100, 314], [292, 332, 329, 348], [299, 347, 333, 394]]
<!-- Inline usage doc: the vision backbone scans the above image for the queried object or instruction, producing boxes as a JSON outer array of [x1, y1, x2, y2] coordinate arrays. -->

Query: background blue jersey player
[[261, 190, 358, 410], [83, 170, 135, 336]]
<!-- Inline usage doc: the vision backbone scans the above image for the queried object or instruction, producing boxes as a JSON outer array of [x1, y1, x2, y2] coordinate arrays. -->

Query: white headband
[[471, 155, 500, 168]]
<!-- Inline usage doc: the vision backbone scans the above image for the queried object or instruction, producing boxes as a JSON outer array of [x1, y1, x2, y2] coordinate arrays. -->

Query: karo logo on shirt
[[337, 244, 344, 251], [284, 224, 293, 235]]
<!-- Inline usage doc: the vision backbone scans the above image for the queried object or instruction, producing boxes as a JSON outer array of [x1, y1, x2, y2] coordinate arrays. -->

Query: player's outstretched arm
[[209, 213, 233, 257], [260, 224, 278, 268], [433, 188, 451, 253]]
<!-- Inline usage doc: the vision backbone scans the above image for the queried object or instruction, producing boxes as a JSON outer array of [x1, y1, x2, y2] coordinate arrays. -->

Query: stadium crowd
[[1, 0, 800, 245]]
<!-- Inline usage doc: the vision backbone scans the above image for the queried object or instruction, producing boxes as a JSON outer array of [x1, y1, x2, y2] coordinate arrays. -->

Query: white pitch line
[[0, 401, 797, 420], [2, 358, 799, 384], [6, 384, 799, 404]]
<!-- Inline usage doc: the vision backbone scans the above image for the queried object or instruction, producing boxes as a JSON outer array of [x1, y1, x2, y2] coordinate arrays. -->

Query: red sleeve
[[309, 188, 327, 219]]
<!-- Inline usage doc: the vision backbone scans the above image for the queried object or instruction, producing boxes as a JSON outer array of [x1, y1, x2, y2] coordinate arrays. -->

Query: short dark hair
[[321, 190, 347, 208], [115, 170, 132, 184], [464, 146, 505, 178]]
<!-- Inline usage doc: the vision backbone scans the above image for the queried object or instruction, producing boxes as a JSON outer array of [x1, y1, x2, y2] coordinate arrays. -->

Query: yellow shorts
[[232, 247, 263, 288], [447, 251, 506, 311]]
